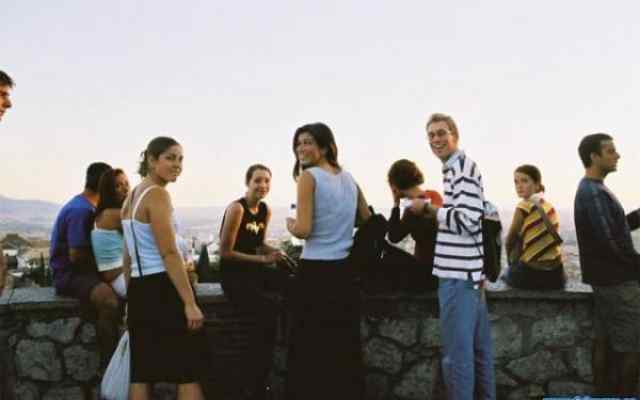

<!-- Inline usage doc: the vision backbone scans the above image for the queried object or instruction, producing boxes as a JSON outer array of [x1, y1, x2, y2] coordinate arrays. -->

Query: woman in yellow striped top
[[503, 165, 566, 290]]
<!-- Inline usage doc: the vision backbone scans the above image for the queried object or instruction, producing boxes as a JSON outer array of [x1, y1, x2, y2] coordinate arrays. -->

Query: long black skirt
[[220, 261, 291, 393], [128, 272, 208, 384], [286, 258, 363, 400]]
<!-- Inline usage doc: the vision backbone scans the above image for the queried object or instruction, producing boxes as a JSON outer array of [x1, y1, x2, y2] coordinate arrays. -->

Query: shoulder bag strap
[[532, 200, 563, 244], [129, 185, 159, 278]]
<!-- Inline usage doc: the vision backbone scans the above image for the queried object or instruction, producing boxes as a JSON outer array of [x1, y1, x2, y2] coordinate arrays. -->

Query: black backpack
[[459, 200, 502, 282], [481, 207, 503, 282], [349, 209, 388, 273]]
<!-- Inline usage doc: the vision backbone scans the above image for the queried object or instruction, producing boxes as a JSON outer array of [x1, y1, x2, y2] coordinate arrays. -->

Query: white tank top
[[122, 186, 178, 277]]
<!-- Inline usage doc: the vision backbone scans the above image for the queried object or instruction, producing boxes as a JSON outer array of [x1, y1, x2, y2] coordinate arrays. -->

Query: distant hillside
[[0, 195, 61, 235], [0, 196, 234, 239], [2, 195, 638, 251], [0, 195, 61, 219]]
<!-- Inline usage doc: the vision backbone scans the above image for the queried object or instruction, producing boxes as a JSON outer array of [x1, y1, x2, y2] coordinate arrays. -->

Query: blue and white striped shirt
[[433, 150, 485, 282]]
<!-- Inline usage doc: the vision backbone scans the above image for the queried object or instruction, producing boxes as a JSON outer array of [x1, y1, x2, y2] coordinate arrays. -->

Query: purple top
[[49, 194, 95, 290]]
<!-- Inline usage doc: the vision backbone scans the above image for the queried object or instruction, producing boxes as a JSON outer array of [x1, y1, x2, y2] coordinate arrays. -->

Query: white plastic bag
[[100, 331, 130, 400]]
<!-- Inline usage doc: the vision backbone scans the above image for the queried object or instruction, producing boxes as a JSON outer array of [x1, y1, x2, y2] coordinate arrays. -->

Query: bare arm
[[146, 188, 202, 330], [355, 184, 372, 226], [122, 243, 131, 287], [219, 202, 272, 264], [287, 171, 315, 239]]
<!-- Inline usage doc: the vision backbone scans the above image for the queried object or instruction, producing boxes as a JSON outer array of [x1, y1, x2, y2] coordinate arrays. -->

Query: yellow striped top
[[517, 199, 562, 263]]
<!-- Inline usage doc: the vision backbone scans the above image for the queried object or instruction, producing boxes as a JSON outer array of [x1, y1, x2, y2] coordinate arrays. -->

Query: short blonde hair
[[426, 113, 459, 138]]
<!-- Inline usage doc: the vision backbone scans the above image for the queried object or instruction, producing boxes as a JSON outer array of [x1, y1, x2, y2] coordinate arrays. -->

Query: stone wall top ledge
[[485, 280, 592, 300], [0, 280, 593, 314], [1, 287, 80, 313], [0, 283, 228, 313]]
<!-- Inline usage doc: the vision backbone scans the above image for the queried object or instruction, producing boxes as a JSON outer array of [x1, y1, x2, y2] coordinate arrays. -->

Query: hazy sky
[[2, 0, 639, 213]]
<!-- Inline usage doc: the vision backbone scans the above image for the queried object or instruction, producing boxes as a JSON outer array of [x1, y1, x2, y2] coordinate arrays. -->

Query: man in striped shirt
[[410, 113, 495, 399]]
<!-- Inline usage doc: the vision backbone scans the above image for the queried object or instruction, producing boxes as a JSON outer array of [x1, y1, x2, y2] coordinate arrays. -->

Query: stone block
[[364, 338, 402, 374], [15, 382, 39, 400], [27, 317, 82, 344], [378, 318, 418, 347], [506, 350, 567, 384], [492, 300, 562, 319], [15, 339, 62, 382], [420, 317, 440, 348], [79, 323, 96, 344], [268, 373, 285, 400], [64, 345, 100, 381], [42, 387, 84, 400], [360, 318, 370, 340], [9, 333, 18, 347], [364, 372, 389, 400], [568, 346, 592, 381], [506, 384, 544, 400], [272, 346, 287, 373], [492, 317, 522, 358], [393, 359, 438, 400], [547, 380, 594, 395], [7, 287, 78, 312], [530, 315, 579, 348], [495, 369, 518, 387], [403, 347, 433, 366]]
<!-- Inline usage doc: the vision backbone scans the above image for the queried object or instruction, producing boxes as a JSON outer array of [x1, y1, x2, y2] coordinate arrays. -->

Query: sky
[[2, 0, 639, 213]]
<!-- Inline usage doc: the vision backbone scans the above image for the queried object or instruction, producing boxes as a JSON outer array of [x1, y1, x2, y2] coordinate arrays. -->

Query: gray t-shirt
[[301, 167, 358, 260]]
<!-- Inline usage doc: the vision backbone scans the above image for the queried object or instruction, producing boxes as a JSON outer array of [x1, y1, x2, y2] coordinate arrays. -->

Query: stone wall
[[269, 282, 595, 399], [1, 283, 596, 399]]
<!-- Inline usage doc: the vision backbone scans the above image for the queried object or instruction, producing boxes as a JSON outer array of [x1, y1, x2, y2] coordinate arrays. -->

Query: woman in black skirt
[[219, 164, 291, 399], [286, 122, 371, 400], [122, 136, 208, 400]]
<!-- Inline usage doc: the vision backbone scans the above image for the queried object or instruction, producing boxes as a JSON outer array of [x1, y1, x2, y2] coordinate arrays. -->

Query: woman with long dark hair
[[219, 163, 291, 399], [91, 168, 130, 298], [121, 137, 208, 400], [286, 122, 371, 400]]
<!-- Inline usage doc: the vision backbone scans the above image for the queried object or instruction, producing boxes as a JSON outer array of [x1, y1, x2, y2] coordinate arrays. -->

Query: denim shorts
[[592, 281, 640, 353]]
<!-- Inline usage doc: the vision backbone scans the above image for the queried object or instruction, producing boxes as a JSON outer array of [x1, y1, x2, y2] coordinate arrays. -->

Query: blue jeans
[[438, 278, 496, 400]]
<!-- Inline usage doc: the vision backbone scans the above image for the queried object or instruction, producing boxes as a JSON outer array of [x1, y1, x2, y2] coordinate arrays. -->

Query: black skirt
[[128, 272, 208, 383], [219, 261, 291, 391], [286, 258, 363, 400]]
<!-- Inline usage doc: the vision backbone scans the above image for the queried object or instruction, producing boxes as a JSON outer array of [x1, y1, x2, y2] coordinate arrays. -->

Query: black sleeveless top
[[225, 198, 268, 255]]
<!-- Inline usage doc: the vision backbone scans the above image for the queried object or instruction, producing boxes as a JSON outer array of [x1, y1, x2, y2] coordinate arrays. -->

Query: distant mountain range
[[3, 194, 639, 249], [0, 195, 61, 235], [0, 194, 286, 240]]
